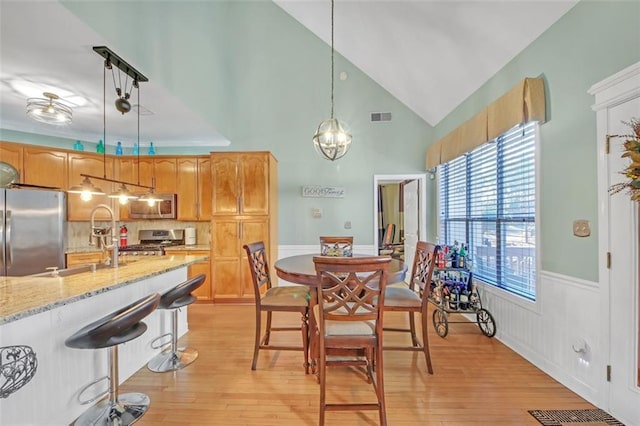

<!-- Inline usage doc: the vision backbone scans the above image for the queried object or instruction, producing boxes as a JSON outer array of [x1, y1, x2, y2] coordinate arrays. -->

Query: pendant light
[[312, 0, 352, 161], [68, 176, 104, 201], [68, 46, 155, 204]]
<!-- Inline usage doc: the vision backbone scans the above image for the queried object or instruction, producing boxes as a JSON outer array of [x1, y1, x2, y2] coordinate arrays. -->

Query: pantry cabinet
[[211, 218, 270, 301], [210, 152, 277, 303], [177, 157, 211, 221]]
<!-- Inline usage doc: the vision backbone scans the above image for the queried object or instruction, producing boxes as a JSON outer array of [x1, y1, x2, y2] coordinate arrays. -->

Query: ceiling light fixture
[[26, 92, 72, 125], [69, 46, 153, 204], [312, 0, 352, 161]]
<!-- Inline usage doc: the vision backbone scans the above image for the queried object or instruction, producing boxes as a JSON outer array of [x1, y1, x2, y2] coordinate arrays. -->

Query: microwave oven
[[128, 194, 177, 219]]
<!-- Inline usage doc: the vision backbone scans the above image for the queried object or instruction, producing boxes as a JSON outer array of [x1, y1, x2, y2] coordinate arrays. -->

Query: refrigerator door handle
[[6, 210, 11, 267]]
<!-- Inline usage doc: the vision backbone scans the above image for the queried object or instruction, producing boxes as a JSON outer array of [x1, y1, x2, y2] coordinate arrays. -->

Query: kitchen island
[[0, 253, 208, 425]]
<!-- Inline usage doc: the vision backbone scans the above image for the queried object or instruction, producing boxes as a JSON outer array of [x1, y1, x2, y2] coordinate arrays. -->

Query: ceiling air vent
[[370, 112, 392, 122]]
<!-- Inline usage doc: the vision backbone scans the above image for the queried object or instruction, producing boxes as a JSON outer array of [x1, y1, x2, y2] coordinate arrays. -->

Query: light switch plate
[[573, 219, 590, 237], [312, 208, 322, 218], [344, 221, 352, 229]]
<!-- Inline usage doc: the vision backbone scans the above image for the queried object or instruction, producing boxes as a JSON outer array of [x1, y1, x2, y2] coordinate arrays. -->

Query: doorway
[[373, 174, 427, 282]]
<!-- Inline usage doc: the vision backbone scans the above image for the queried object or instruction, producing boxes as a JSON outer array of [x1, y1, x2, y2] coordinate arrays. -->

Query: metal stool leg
[[73, 346, 150, 426], [147, 309, 198, 373]]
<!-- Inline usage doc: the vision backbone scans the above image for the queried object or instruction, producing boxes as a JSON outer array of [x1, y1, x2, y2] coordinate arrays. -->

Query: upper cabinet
[[211, 152, 272, 216], [0, 141, 24, 180], [177, 157, 211, 221], [23, 146, 68, 189], [152, 157, 177, 194], [67, 152, 115, 221]]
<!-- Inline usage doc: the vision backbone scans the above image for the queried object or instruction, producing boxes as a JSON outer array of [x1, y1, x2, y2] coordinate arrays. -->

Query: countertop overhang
[[0, 254, 208, 324]]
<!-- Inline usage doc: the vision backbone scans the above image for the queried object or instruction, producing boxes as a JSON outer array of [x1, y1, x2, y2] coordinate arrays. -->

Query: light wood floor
[[119, 304, 594, 425]]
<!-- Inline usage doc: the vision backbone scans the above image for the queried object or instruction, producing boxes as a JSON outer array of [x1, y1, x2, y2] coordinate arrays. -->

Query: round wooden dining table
[[274, 254, 408, 286]]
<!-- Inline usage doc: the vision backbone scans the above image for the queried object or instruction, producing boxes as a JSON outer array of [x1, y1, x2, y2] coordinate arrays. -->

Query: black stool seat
[[147, 274, 206, 373], [65, 293, 160, 426], [65, 293, 160, 349], [158, 274, 206, 310]]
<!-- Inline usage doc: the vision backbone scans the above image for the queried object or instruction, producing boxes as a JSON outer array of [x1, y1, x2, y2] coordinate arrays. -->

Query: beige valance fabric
[[426, 77, 546, 169]]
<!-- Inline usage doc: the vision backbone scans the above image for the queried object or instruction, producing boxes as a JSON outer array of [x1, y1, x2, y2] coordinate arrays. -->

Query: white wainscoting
[[476, 270, 602, 405], [276, 244, 604, 406]]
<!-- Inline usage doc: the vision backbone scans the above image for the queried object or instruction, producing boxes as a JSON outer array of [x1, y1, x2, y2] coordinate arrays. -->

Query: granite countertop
[[0, 253, 209, 325], [66, 245, 210, 254], [163, 245, 210, 251]]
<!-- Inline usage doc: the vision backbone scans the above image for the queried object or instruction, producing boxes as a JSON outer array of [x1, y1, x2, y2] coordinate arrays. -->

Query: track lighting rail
[[93, 46, 148, 83]]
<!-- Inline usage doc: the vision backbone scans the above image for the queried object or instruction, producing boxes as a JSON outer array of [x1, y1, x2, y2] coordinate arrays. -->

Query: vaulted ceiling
[[0, 1, 577, 148]]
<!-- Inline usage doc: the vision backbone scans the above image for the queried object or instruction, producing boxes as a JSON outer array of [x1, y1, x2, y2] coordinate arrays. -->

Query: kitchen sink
[[31, 262, 126, 278]]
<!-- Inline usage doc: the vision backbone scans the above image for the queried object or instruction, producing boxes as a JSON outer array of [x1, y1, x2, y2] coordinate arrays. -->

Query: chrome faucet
[[89, 204, 119, 268]]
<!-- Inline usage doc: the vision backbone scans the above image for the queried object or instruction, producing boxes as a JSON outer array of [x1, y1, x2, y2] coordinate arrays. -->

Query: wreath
[[609, 118, 640, 202]]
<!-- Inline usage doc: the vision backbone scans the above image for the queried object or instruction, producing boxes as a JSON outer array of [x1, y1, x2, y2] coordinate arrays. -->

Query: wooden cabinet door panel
[[240, 154, 269, 215], [137, 158, 154, 188], [23, 147, 67, 189], [153, 158, 177, 193], [0, 142, 23, 179], [240, 219, 269, 297], [198, 158, 212, 219], [211, 155, 239, 215], [189, 260, 212, 300], [213, 258, 241, 297], [211, 220, 239, 258], [177, 158, 198, 220], [67, 152, 114, 221]]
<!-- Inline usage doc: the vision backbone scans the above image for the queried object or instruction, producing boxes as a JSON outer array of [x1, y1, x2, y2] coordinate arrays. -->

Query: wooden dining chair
[[383, 241, 439, 374], [319, 236, 354, 257], [243, 241, 311, 373], [312, 255, 392, 426]]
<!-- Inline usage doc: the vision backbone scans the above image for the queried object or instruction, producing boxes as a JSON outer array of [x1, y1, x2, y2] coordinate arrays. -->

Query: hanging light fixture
[[68, 176, 105, 201], [68, 46, 154, 204], [312, 0, 352, 161], [26, 92, 72, 125]]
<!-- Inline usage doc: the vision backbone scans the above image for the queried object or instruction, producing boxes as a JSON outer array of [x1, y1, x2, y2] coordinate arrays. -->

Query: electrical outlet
[[573, 219, 590, 237]]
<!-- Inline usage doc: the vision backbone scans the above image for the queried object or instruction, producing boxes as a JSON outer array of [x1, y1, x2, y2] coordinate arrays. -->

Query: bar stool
[[65, 293, 161, 426], [147, 274, 206, 373]]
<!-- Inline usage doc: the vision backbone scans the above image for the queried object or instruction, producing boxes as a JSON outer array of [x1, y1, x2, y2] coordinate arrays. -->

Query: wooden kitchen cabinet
[[211, 218, 270, 301], [164, 248, 212, 301], [210, 152, 277, 303], [23, 146, 67, 189], [153, 157, 177, 193], [66, 251, 107, 268], [177, 157, 211, 221], [211, 152, 272, 216], [0, 141, 24, 180], [67, 152, 114, 221]]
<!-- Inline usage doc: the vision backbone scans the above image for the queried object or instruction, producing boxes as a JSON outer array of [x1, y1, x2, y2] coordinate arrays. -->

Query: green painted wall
[[433, 0, 640, 281], [60, 0, 434, 244]]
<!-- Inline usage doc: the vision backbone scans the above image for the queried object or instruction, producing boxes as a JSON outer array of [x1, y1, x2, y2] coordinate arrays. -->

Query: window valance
[[426, 77, 545, 169]]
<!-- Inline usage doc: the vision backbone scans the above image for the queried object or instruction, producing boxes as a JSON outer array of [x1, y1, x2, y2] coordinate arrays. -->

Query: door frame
[[373, 173, 427, 256], [591, 60, 640, 423]]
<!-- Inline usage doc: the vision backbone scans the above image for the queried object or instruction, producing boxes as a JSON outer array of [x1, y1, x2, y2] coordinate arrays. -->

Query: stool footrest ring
[[76, 375, 109, 406], [150, 333, 172, 350]]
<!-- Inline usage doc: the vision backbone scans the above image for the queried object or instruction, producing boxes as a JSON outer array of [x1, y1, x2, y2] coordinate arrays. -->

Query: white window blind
[[439, 122, 537, 300]]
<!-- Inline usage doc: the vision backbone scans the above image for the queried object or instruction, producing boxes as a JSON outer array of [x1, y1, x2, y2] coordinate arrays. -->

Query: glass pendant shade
[[108, 183, 138, 205], [313, 117, 352, 161], [26, 92, 72, 125], [68, 176, 104, 201]]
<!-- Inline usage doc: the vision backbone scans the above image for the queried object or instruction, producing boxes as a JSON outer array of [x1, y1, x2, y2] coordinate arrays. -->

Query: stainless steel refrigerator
[[0, 188, 67, 276]]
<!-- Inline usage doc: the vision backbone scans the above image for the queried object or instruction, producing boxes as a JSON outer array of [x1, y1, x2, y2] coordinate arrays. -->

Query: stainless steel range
[[119, 229, 185, 257]]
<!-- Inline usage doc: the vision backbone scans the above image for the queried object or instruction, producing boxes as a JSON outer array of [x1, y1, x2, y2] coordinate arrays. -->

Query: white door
[[403, 179, 420, 279], [606, 96, 640, 425]]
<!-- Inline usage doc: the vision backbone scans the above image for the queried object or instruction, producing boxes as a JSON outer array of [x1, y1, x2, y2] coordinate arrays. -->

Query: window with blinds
[[439, 122, 537, 300]]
